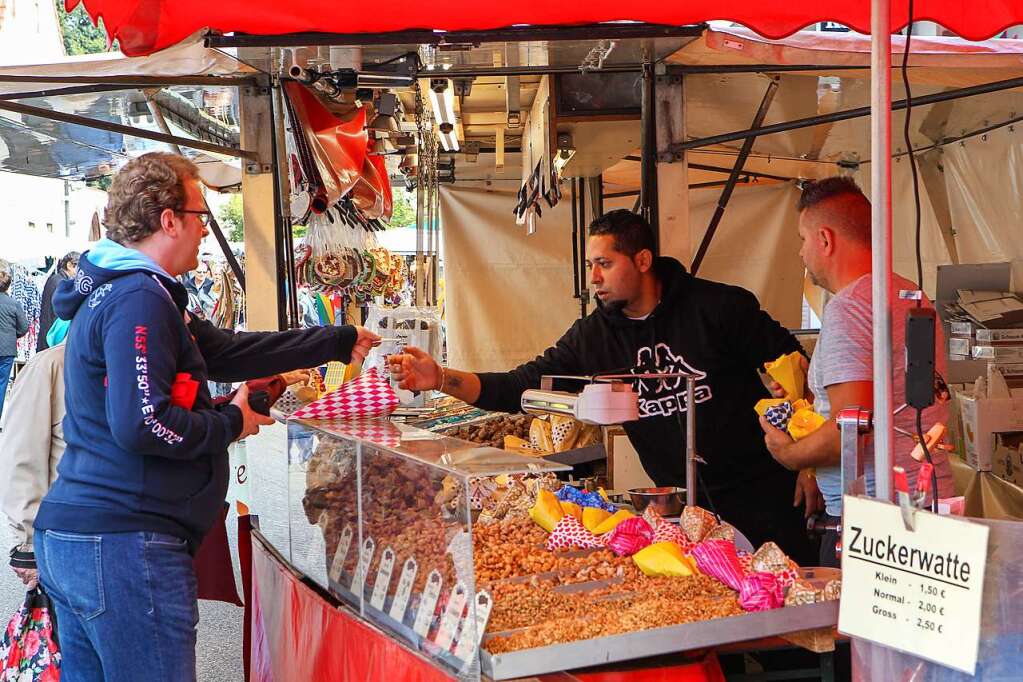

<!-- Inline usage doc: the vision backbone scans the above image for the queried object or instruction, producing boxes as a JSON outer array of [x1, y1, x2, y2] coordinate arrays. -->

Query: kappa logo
[[88, 283, 113, 308], [632, 343, 713, 418], [74, 271, 94, 295]]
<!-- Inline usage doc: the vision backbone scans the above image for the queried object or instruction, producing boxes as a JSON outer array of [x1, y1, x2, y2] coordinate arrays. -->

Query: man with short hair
[[760, 176, 954, 567], [37, 250, 79, 351], [34, 152, 378, 681], [391, 209, 819, 565]]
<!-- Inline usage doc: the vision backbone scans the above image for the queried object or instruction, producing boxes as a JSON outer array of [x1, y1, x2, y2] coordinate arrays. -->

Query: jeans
[[0, 354, 14, 420], [36, 529, 199, 682]]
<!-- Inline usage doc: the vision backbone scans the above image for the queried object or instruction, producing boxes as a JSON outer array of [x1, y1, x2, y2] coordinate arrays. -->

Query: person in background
[[1, 342, 65, 588], [0, 268, 28, 420], [37, 250, 79, 352], [184, 259, 216, 320], [759, 177, 954, 567]]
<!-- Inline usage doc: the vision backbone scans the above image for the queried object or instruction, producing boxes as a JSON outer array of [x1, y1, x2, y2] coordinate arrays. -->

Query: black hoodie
[[476, 257, 803, 498]]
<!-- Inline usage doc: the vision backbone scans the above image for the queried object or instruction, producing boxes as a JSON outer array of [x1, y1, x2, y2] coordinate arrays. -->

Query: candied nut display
[[447, 414, 533, 448]]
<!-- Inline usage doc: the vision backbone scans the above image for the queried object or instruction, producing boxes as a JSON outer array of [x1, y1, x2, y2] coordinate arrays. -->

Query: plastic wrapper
[[632, 542, 699, 577], [545, 515, 602, 551], [681, 505, 718, 543], [750, 541, 789, 574], [603, 516, 654, 557], [555, 485, 616, 513], [362, 304, 443, 404], [764, 351, 805, 400], [706, 524, 736, 543], [787, 408, 826, 440], [764, 401, 794, 430]]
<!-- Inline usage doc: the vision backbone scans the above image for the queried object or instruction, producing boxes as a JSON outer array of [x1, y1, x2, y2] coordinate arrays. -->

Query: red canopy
[[69, 0, 1023, 56]]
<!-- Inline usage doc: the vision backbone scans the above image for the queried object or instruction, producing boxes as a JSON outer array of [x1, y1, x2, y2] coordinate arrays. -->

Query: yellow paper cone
[[632, 542, 699, 577], [592, 509, 634, 535], [788, 408, 827, 441], [528, 489, 565, 532], [764, 351, 806, 400], [582, 507, 611, 532]]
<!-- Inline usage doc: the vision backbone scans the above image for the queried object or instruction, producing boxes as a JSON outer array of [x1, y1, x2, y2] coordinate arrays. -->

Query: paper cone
[[764, 351, 806, 400]]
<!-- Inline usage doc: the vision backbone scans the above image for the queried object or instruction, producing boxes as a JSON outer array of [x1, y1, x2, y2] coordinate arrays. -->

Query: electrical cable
[[902, 1, 940, 514]]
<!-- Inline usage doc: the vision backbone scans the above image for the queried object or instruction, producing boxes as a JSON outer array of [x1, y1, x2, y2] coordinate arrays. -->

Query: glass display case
[[286, 417, 569, 679]]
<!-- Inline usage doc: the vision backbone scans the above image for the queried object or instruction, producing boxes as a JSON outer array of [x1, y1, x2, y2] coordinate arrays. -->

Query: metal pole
[[871, 0, 895, 503], [686, 377, 697, 507], [570, 178, 580, 303], [691, 77, 779, 275], [268, 84, 289, 331], [577, 178, 588, 318], [670, 74, 1023, 154], [639, 59, 659, 237]]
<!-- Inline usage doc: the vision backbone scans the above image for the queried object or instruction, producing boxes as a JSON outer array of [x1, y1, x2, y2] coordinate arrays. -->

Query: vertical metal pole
[[639, 58, 659, 240], [871, 0, 895, 502], [577, 178, 588, 318], [570, 178, 580, 304], [686, 377, 697, 507], [267, 85, 289, 331]]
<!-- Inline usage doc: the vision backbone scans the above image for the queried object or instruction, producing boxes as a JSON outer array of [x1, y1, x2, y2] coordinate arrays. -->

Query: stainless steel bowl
[[627, 486, 685, 516]]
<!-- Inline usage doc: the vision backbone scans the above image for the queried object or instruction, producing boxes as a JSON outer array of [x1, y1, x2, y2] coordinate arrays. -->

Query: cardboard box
[[993, 433, 1023, 487], [959, 393, 1023, 471], [949, 337, 972, 356], [972, 345, 1023, 361], [976, 328, 1023, 343]]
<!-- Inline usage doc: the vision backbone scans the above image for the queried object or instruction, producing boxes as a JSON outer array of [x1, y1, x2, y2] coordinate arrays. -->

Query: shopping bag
[[0, 587, 61, 681]]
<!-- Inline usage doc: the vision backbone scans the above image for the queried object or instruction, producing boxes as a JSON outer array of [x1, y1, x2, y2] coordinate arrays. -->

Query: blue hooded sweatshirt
[[35, 240, 359, 550]]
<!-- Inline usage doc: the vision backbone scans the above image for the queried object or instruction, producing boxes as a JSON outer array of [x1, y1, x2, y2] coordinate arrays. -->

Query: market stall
[[13, 1, 1023, 680]]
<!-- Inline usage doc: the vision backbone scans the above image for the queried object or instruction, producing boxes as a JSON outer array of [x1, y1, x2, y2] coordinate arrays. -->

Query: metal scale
[[522, 371, 702, 506]]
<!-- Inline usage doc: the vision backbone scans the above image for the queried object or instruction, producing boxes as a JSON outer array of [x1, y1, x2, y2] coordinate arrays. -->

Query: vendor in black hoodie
[[391, 210, 818, 565]]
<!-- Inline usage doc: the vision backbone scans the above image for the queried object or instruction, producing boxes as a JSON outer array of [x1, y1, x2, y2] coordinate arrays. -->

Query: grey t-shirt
[[809, 273, 954, 516]]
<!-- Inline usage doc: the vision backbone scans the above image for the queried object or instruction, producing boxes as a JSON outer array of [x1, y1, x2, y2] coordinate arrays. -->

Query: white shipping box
[[972, 345, 1023, 361], [976, 328, 1023, 343], [949, 337, 973, 356], [958, 393, 1023, 471]]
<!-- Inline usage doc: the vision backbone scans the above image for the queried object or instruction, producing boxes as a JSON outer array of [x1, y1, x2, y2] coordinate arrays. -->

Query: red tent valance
[[69, 0, 1023, 57]]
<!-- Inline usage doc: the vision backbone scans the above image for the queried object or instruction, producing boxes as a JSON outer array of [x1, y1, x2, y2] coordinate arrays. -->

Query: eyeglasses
[[176, 209, 213, 227]]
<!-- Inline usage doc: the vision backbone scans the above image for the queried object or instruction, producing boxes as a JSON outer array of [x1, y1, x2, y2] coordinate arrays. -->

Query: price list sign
[[839, 496, 989, 674]]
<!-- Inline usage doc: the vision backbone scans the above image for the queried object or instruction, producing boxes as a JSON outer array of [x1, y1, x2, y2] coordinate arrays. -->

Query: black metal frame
[[672, 74, 1023, 153], [207, 23, 706, 49], [690, 77, 779, 274]]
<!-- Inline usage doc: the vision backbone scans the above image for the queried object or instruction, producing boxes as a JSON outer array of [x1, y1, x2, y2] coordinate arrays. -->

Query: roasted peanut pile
[[485, 580, 744, 653]]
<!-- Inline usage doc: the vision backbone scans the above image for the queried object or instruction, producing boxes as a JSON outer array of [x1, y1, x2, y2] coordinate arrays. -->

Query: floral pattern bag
[[0, 587, 60, 681]]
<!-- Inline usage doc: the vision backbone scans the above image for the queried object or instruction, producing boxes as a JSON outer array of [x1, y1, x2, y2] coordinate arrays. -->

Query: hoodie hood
[[596, 256, 691, 327], [53, 239, 187, 320]]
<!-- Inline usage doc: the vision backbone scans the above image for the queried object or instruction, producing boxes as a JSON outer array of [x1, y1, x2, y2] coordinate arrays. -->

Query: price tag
[[412, 570, 443, 638], [839, 496, 989, 674], [453, 591, 494, 662], [369, 547, 396, 611], [389, 558, 418, 623], [350, 537, 376, 597], [434, 581, 468, 651], [328, 525, 353, 583]]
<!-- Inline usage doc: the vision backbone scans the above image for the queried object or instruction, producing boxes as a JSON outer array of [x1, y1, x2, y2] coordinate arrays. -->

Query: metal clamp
[[837, 407, 872, 496]]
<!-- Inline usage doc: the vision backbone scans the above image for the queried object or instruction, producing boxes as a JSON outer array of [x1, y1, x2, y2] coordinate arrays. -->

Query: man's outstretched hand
[[387, 346, 441, 392]]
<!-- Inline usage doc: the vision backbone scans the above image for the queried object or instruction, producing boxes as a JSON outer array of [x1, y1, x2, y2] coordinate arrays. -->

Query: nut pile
[[447, 415, 533, 448], [485, 577, 744, 653]]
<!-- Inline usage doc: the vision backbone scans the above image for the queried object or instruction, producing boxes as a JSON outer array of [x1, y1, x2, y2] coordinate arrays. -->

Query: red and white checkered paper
[[289, 368, 399, 420]]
